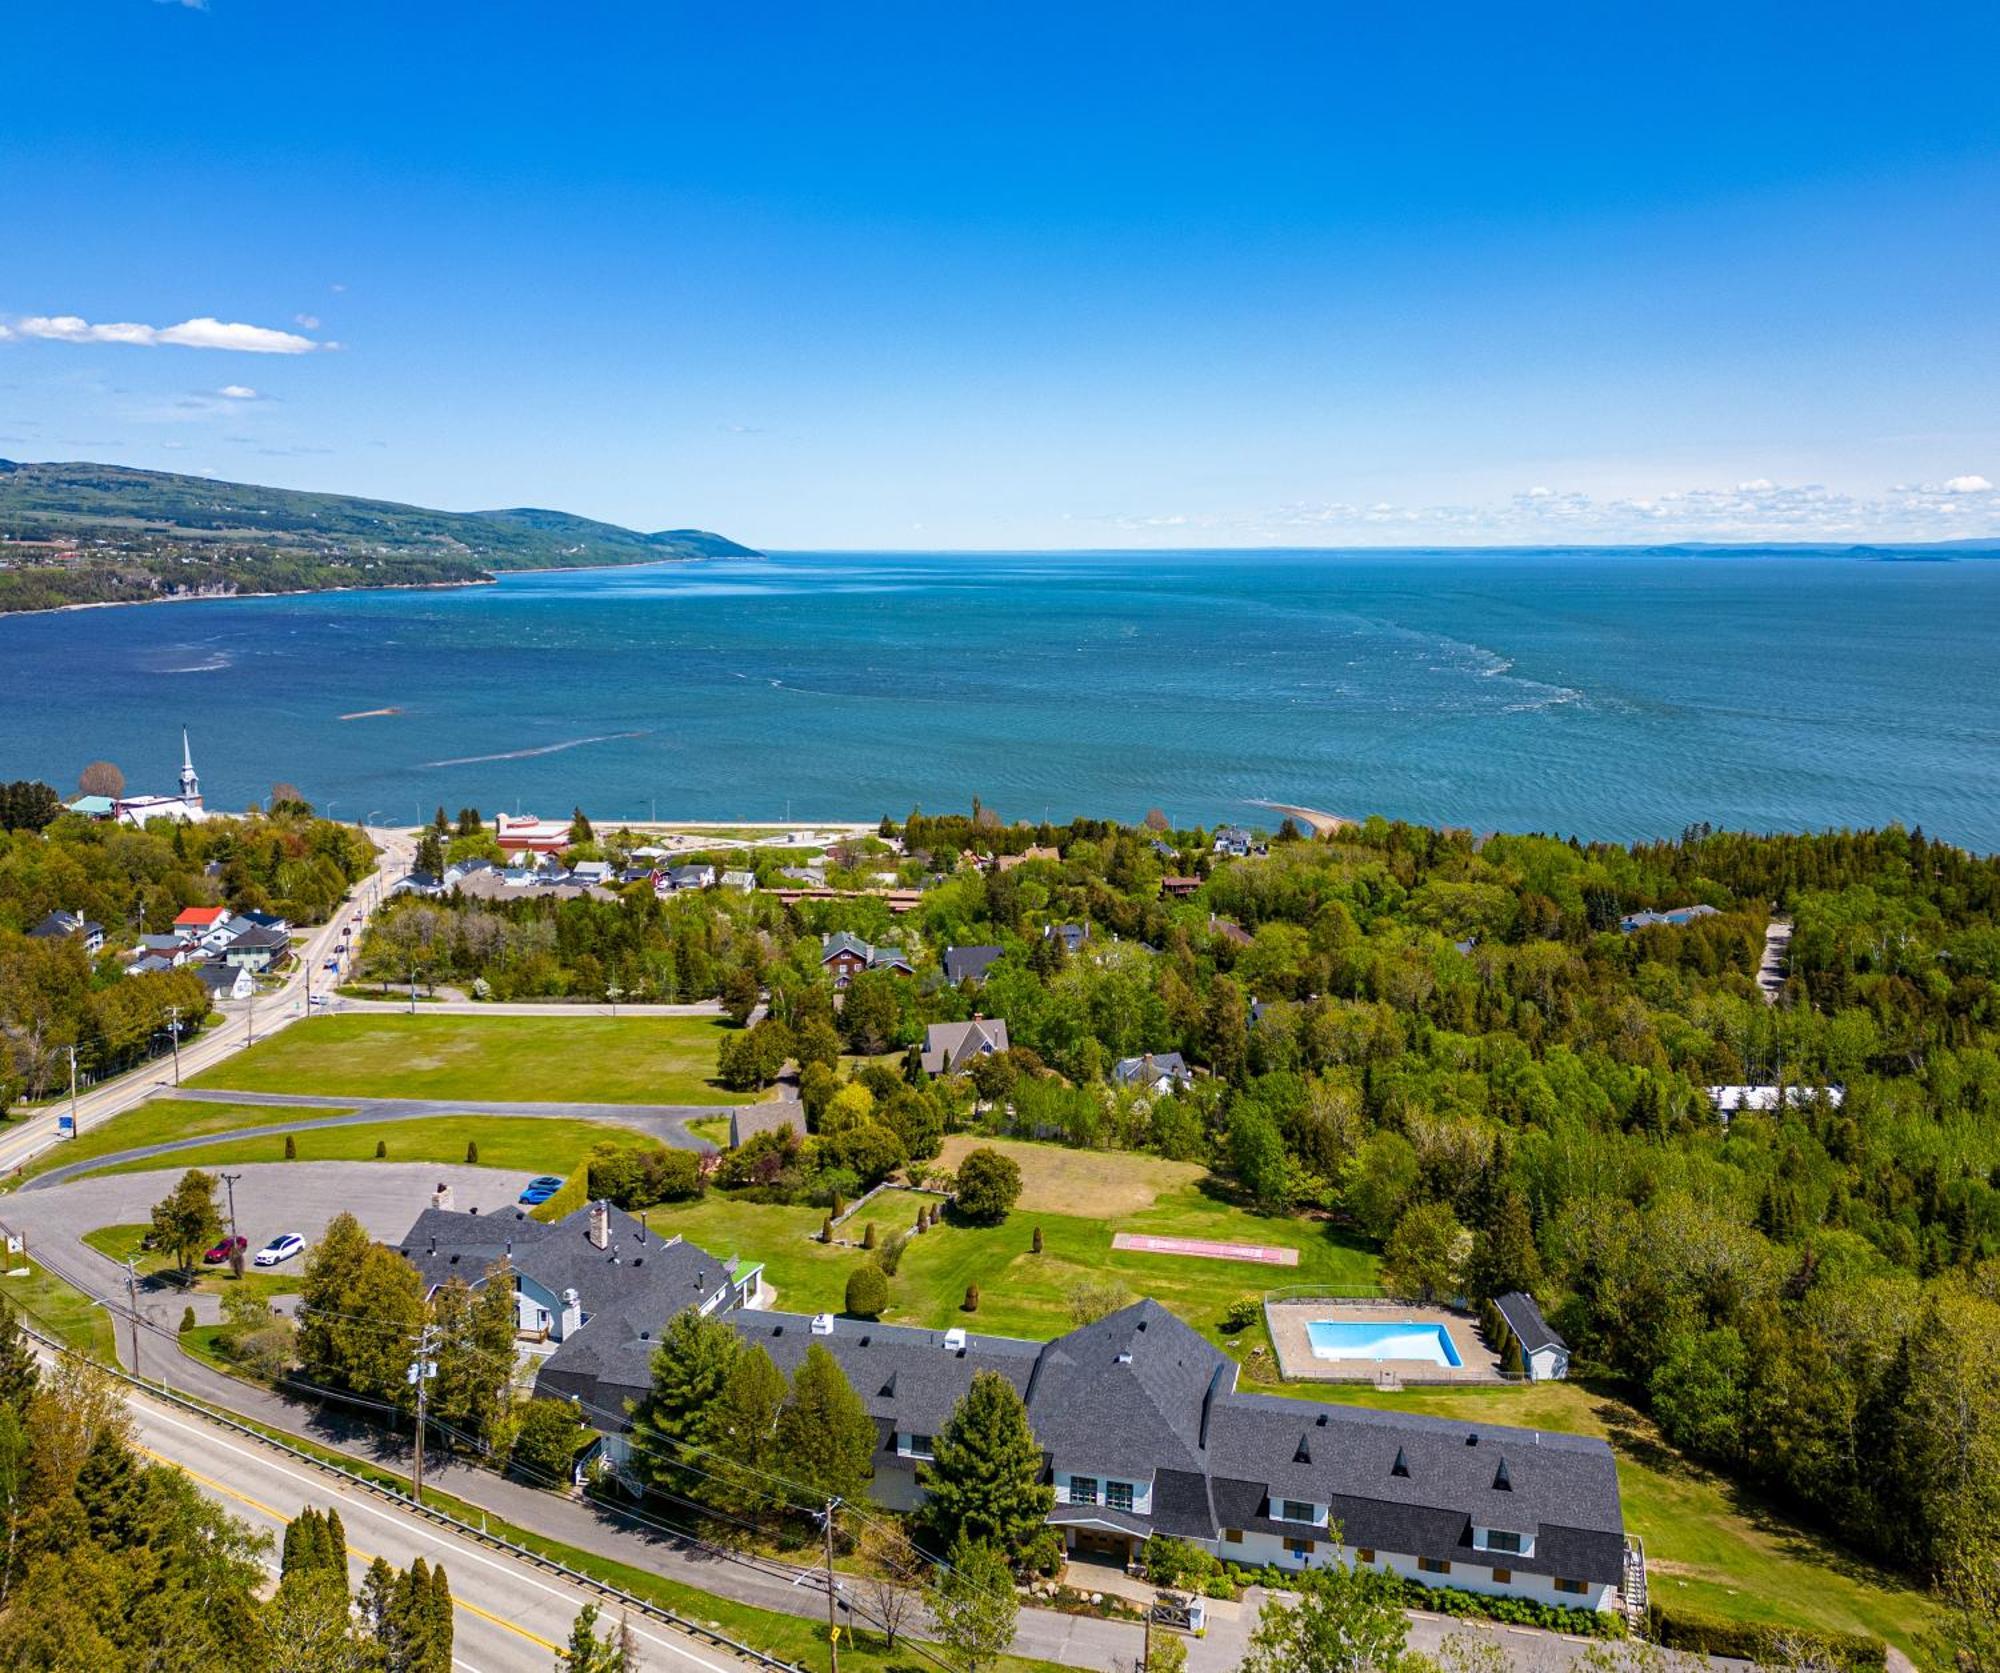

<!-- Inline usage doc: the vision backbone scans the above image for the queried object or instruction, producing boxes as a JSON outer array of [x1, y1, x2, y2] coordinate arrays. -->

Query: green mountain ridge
[[0, 459, 758, 566]]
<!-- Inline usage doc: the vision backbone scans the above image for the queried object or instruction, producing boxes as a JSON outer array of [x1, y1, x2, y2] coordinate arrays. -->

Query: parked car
[[518, 1175, 565, 1205], [203, 1234, 248, 1264], [253, 1233, 305, 1266]]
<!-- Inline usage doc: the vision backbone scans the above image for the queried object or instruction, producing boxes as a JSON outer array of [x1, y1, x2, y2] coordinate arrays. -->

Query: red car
[[203, 1234, 248, 1264]]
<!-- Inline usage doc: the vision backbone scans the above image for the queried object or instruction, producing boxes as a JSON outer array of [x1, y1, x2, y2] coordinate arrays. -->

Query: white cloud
[[216, 385, 260, 400], [9, 314, 323, 354], [1943, 474, 1992, 494], [154, 0, 208, 10], [293, 314, 321, 330]]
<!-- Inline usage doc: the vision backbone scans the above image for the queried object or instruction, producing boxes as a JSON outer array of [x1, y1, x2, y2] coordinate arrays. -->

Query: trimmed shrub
[[821, 1214, 835, 1244], [1031, 1224, 1044, 1254], [1500, 1332, 1525, 1378], [862, 1221, 877, 1250], [875, 1231, 910, 1276], [283, 1133, 296, 1159], [952, 1148, 1022, 1224], [179, 1305, 197, 1333], [1647, 1605, 1883, 1668], [374, 1139, 387, 1159], [466, 1140, 479, 1165], [845, 1264, 889, 1319], [962, 1283, 980, 1313], [1221, 1296, 1261, 1334]]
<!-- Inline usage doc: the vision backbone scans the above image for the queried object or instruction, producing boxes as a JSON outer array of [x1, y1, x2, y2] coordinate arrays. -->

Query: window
[[1106, 1480, 1135, 1513], [1555, 1578, 1589, 1596], [1284, 1537, 1315, 1557], [1418, 1557, 1451, 1575], [1279, 1499, 1318, 1525], [1355, 1548, 1375, 1565], [1482, 1529, 1523, 1555], [1069, 1476, 1099, 1506], [1490, 1568, 1512, 1584], [900, 1434, 934, 1460], [1223, 1529, 1243, 1545]]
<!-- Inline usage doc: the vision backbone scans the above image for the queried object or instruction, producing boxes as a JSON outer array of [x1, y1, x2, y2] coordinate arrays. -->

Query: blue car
[[518, 1175, 564, 1205]]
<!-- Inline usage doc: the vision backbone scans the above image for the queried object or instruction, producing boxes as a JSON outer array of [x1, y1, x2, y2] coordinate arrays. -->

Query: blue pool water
[[1306, 1320, 1465, 1366]]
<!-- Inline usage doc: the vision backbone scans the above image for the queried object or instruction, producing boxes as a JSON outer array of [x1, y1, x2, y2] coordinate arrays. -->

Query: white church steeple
[[179, 728, 201, 805]]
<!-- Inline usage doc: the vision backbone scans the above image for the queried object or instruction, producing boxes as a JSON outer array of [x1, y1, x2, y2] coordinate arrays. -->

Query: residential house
[[28, 910, 105, 956], [126, 952, 180, 976], [820, 932, 916, 990], [920, 1016, 1010, 1075], [728, 1101, 804, 1151], [391, 871, 446, 899], [1706, 1084, 1844, 1123], [1111, 1052, 1194, 1095], [662, 863, 717, 893], [1043, 923, 1088, 955], [568, 860, 614, 888], [713, 1301, 1629, 1611], [1208, 913, 1253, 948], [394, 1200, 760, 1421], [994, 845, 1061, 873], [197, 963, 257, 1002], [1212, 825, 1257, 859], [1160, 876, 1202, 901], [173, 906, 237, 952], [719, 869, 758, 893], [1617, 905, 1719, 933], [1493, 1293, 1570, 1382], [220, 924, 291, 972], [941, 944, 1003, 985], [235, 909, 292, 936]]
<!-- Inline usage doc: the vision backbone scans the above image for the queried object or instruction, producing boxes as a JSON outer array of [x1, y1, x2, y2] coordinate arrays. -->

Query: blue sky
[[4, 0, 1999, 548]]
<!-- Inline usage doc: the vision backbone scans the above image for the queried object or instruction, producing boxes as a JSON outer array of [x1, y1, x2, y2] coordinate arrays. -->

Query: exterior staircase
[[1622, 1537, 1649, 1635]]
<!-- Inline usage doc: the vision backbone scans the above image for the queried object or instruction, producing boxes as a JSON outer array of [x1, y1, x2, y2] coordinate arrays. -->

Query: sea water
[[5, 549, 1996, 849]]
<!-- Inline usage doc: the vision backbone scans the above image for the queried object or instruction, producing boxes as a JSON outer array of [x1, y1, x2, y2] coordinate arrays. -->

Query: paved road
[[18, 1088, 767, 1190], [0, 823, 415, 1179], [103, 1372, 779, 1673]]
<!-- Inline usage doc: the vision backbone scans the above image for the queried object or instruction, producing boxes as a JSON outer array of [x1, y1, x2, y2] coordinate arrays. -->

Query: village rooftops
[[1111, 1051, 1193, 1091], [941, 944, 1004, 984], [1618, 904, 1720, 933]]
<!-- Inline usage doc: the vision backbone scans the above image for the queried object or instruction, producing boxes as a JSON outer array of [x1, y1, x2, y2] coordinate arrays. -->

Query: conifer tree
[[919, 1370, 1056, 1570], [0, 1299, 37, 1413], [628, 1308, 744, 1494], [706, 1343, 786, 1525], [773, 1343, 876, 1509]]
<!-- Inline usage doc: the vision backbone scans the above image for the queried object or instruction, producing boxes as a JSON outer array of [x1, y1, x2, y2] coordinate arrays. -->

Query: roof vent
[[812, 1313, 836, 1336], [1315, 1413, 1328, 1427], [1466, 1432, 1479, 1446], [632, 1257, 643, 1267], [1391, 1447, 1410, 1478], [1115, 1351, 1134, 1365], [942, 1327, 967, 1353], [1493, 1458, 1512, 1491], [859, 1334, 872, 1348], [468, 1205, 479, 1215], [639, 1331, 649, 1341]]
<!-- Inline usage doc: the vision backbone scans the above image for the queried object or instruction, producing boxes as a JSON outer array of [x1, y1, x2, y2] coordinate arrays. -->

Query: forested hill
[[0, 459, 758, 613]]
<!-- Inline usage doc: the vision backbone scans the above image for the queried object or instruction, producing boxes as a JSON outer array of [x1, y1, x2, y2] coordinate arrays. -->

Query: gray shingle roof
[[920, 1018, 1009, 1074], [942, 944, 1003, 984], [1111, 1051, 1191, 1087], [1025, 1300, 1231, 1480], [1494, 1292, 1565, 1356]]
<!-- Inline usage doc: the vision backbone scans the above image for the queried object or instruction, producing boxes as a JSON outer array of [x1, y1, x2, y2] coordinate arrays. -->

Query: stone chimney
[[432, 1181, 453, 1210], [588, 1200, 610, 1250]]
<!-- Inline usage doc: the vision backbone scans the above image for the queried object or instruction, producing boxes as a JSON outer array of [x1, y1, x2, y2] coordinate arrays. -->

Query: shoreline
[[1252, 800, 1358, 836], [3, 575, 498, 622]]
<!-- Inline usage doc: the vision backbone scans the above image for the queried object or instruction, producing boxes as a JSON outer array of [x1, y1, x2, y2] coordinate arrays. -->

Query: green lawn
[[1244, 1376, 1937, 1652], [0, 1258, 118, 1357], [187, 1013, 756, 1105], [685, 1115, 731, 1148], [77, 1115, 654, 1182], [642, 1137, 1376, 1345], [5, 1100, 358, 1187]]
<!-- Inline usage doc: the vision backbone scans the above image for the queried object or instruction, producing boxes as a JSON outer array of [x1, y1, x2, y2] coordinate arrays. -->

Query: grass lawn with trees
[[0, 1258, 119, 1357], [77, 1114, 656, 1181], [81, 1223, 304, 1300], [187, 1012, 757, 1104], [4, 1100, 357, 1187]]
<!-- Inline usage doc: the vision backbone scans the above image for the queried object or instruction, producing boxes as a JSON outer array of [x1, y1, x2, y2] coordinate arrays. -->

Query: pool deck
[[1264, 1299, 1505, 1384]]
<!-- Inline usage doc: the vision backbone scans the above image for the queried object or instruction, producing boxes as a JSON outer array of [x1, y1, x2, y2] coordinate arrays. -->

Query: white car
[[253, 1233, 305, 1266]]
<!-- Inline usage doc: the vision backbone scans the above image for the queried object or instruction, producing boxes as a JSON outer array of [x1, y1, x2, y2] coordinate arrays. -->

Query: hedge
[[529, 1162, 592, 1224], [1646, 1604, 1885, 1669], [1219, 1564, 1618, 1637]]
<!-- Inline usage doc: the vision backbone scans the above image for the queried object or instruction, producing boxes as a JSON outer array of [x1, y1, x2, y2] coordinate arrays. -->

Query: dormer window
[[1475, 1528, 1530, 1556], [1278, 1499, 1320, 1525]]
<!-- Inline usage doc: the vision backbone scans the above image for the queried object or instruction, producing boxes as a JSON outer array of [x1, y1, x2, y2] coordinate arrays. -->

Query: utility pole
[[408, 963, 418, 1016], [166, 1003, 182, 1085], [123, 1257, 143, 1373], [66, 1045, 79, 1138], [408, 1323, 439, 1504], [220, 1172, 242, 1245], [246, 985, 256, 1047], [606, 983, 623, 1018], [823, 1496, 843, 1673]]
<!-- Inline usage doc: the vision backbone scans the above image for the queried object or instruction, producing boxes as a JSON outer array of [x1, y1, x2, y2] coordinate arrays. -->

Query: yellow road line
[[136, 1444, 560, 1653]]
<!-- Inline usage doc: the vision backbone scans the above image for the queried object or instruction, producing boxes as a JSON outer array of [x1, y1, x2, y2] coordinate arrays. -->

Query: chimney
[[638, 1211, 647, 1244], [432, 1182, 453, 1210], [588, 1201, 610, 1250]]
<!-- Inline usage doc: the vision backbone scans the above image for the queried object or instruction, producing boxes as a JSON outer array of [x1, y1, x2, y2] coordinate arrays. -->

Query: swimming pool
[[1305, 1320, 1464, 1367]]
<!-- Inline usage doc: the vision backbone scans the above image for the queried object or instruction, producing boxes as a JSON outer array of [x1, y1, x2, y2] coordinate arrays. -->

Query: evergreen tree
[[704, 1343, 787, 1523], [569, 807, 595, 844], [0, 1299, 39, 1415], [1467, 1189, 1541, 1302], [772, 1343, 876, 1510], [557, 1600, 638, 1671], [628, 1308, 744, 1494], [1238, 1560, 1411, 1673], [919, 1370, 1057, 1570], [148, 1168, 222, 1272]]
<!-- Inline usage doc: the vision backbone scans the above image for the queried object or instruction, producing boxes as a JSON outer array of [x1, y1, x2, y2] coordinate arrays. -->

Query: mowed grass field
[[6, 1100, 356, 1187], [78, 1115, 654, 1181], [1259, 1376, 1939, 1653], [643, 1135, 1376, 1346], [188, 1013, 756, 1105]]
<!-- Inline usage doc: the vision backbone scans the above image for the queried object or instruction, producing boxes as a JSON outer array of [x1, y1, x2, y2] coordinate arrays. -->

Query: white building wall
[[1051, 1465, 1153, 1518], [1527, 1344, 1568, 1381], [1215, 1530, 1616, 1613]]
